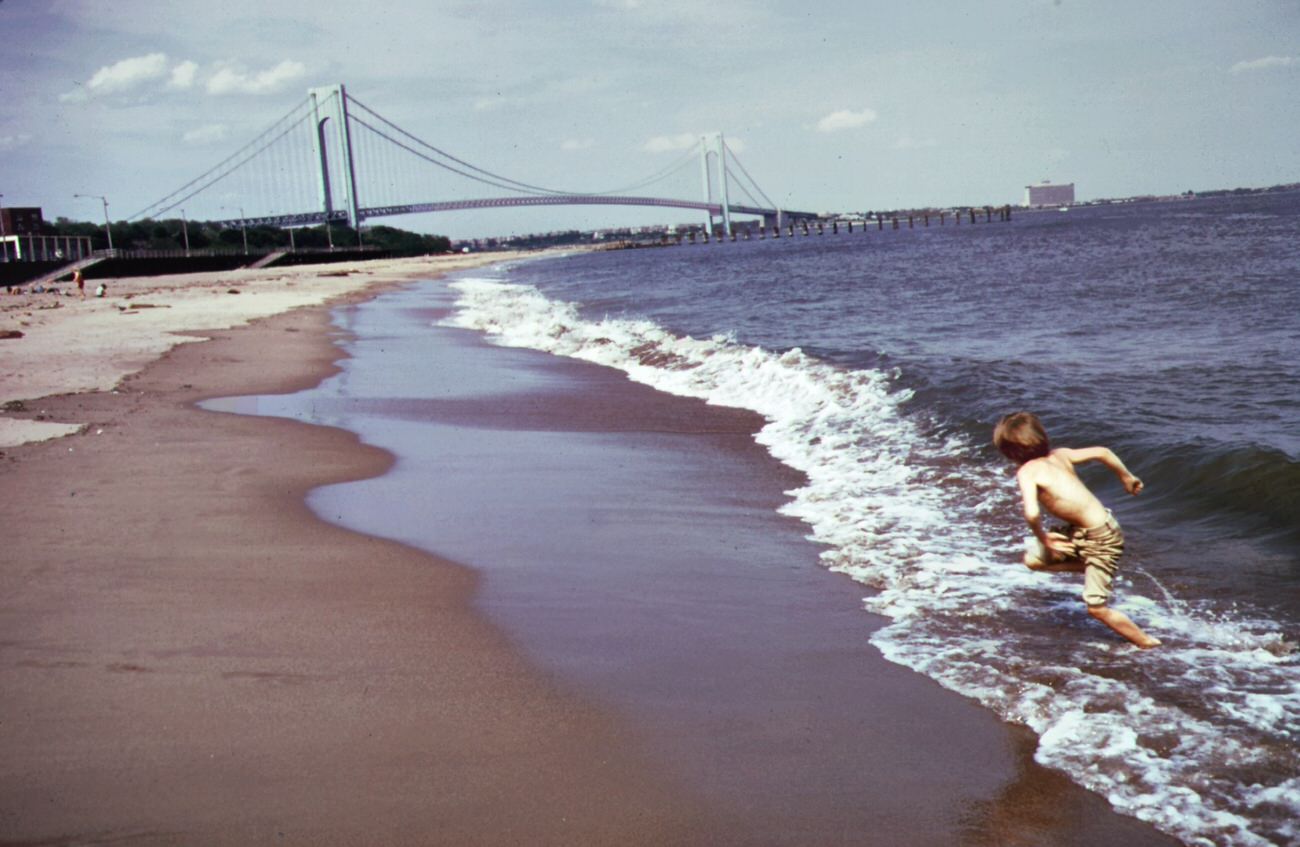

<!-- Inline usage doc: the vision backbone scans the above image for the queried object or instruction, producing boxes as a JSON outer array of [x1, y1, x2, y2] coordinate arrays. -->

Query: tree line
[[44, 217, 452, 255]]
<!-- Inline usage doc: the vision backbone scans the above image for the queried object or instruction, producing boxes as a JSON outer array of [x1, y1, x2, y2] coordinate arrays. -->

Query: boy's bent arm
[[1062, 446, 1144, 495]]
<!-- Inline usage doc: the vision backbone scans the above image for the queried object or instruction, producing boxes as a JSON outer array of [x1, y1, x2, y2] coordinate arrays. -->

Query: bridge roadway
[[214, 195, 819, 230]]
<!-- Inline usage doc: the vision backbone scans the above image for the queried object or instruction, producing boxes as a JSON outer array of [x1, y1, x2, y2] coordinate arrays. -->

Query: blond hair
[[993, 412, 1051, 464]]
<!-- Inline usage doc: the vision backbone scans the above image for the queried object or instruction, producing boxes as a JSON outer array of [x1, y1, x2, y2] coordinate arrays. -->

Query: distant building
[[0, 206, 44, 235], [1, 207, 93, 262], [1024, 181, 1075, 207]]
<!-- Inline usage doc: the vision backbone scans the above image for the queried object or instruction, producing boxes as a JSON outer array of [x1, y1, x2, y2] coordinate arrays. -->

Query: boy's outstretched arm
[[1061, 446, 1144, 495]]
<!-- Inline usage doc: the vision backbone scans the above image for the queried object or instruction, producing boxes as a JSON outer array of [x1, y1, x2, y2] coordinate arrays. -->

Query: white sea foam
[[443, 276, 1299, 847]]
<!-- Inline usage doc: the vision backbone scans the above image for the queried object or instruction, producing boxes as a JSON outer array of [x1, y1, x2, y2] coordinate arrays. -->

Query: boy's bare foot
[[1088, 605, 1160, 649]]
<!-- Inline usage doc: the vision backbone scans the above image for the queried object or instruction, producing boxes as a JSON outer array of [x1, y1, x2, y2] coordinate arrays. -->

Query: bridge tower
[[698, 133, 732, 238], [699, 137, 714, 236], [308, 84, 362, 229], [714, 133, 732, 238]]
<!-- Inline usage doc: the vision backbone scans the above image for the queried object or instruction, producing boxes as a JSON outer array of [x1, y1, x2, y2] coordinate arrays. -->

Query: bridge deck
[[218, 196, 816, 229]]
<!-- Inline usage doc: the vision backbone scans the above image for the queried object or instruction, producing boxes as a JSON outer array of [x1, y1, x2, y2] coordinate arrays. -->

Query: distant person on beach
[[73, 268, 85, 299], [993, 412, 1161, 649]]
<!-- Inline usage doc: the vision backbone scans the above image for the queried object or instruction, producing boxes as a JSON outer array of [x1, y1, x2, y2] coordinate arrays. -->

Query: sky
[[1, 0, 1297, 239]]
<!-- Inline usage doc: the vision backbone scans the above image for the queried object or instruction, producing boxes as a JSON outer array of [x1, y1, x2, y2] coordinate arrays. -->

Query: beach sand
[[0, 256, 522, 448], [0, 257, 1182, 844], [1, 254, 726, 845]]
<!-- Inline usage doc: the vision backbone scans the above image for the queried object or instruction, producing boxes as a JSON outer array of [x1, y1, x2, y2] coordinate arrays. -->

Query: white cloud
[[60, 54, 203, 101], [169, 60, 199, 90], [816, 108, 879, 133], [61, 52, 172, 101], [642, 132, 700, 153], [182, 124, 228, 145], [207, 60, 306, 95], [561, 138, 596, 151], [1229, 55, 1297, 74], [87, 53, 170, 94]]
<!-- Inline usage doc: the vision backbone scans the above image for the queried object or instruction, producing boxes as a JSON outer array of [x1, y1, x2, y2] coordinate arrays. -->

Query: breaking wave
[[444, 276, 1299, 847]]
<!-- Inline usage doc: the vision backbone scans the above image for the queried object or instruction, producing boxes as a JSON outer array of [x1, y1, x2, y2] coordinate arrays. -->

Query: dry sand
[[0, 255, 525, 447]]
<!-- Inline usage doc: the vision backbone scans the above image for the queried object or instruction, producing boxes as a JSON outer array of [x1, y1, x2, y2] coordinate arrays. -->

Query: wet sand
[[210, 278, 1183, 845], [0, 259, 1184, 845], [1, 258, 720, 844]]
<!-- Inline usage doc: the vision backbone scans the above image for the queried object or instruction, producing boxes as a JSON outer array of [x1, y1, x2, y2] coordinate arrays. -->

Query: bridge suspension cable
[[346, 94, 702, 199], [595, 145, 701, 197], [347, 95, 573, 196], [348, 112, 562, 196], [128, 98, 317, 221], [724, 139, 778, 211]]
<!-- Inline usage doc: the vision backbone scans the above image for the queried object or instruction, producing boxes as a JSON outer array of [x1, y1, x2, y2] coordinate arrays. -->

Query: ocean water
[[443, 192, 1300, 847]]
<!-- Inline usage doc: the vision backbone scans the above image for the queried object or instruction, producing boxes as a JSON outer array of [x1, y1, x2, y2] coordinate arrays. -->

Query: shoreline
[[239, 275, 1182, 845], [0, 256, 1184, 844], [0, 254, 547, 447], [0, 256, 723, 844]]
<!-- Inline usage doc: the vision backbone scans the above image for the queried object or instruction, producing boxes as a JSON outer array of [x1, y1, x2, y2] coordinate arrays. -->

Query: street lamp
[[180, 208, 190, 256], [238, 207, 248, 255], [73, 193, 114, 252]]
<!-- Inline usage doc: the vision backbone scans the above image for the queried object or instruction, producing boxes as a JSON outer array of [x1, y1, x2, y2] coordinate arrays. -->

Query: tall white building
[[1024, 181, 1075, 207]]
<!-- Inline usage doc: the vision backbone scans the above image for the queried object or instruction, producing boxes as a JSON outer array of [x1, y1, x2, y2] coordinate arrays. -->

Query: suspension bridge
[[129, 83, 817, 238]]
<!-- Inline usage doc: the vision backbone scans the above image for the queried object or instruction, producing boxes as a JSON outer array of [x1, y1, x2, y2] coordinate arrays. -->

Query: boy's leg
[[1088, 604, 1162, 649], [1083, 563, 1160, 647]]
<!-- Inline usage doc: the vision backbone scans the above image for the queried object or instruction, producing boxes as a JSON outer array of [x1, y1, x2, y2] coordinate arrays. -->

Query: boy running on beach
[[993, 412, 1161, 649]]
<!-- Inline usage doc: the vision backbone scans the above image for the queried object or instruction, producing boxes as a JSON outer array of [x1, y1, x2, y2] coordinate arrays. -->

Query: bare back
[[1018, 448, 1111, 529]]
